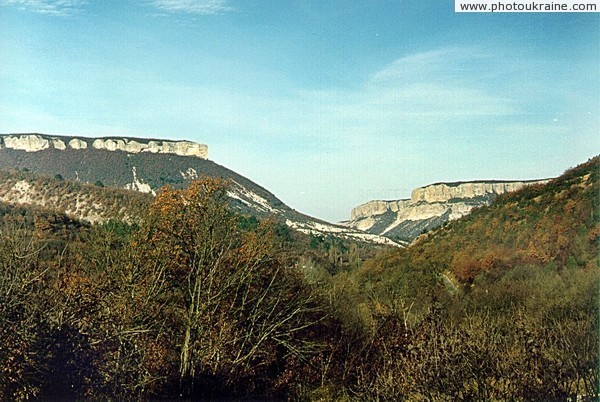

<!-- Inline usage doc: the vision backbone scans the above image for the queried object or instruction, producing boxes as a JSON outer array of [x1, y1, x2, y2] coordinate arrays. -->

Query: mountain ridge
[[0, 133, 400, 247], [343, 178, 549, 242]]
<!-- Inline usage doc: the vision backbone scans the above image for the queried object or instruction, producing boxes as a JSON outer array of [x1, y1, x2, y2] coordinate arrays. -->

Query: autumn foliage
[[0, 178, 329, 399], [0, 157, 598, 400]]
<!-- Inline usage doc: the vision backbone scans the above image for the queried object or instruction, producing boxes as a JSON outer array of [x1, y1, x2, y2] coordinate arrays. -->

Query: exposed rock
[[91, 137, 208, 158], [124, 167, 155, 195], [69, 138, 88, 149], [351, 199, 411, 221], [411, 181, 547, 204], [0, 134, 208, 159], [343, 179, 549, 242], [3, 134, 50, 151], [286, 219, 404, 247], [52, 139, 67, 150], [0, 174, 146, 224], [180, 167, 199, 180]]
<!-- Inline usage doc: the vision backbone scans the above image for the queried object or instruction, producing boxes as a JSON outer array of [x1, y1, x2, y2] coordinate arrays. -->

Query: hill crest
[[0, 133, 400, 247]]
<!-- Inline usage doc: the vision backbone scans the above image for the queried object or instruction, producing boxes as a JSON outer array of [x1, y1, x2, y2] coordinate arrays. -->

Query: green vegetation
[[0, 157, 598, 400]]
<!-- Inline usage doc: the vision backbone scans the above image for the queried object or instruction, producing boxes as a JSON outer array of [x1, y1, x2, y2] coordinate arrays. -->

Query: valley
[[0, 133, 597, 400]]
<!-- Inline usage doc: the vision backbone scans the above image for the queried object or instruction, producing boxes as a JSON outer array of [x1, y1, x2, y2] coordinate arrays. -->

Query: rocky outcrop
[[343, 179, 549, 242], [350, 199, 411, 221], [410, 181, 546, 204], [0, 134, 208, 159], [124, 167, 155, 195]]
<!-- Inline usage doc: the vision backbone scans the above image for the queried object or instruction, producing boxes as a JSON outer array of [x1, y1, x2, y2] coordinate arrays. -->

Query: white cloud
[[149, 0, 234, 15], [0, 0, 85, 16]]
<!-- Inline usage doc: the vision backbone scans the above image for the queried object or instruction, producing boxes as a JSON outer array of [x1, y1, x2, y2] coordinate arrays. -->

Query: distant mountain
[[405, 155, 599, 281], [342, 179, 549, 242], [0, 133, 399, 246]]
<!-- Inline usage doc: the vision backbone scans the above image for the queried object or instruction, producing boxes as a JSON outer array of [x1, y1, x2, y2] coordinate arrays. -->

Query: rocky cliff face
[[0, 134, 208, 159], [343, 179, 549, 242], [410, 181, 545, 204]]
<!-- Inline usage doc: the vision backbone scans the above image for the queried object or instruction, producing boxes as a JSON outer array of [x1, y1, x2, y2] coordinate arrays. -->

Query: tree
[[136, 177, 326, 397], [0, 219, 50, 399]]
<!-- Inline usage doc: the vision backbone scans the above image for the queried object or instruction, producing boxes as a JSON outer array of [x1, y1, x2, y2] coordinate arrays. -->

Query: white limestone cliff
[[350, 199, 411, 221], [344, 179, 549, 241], [69, 138, 88, 149], [410, 181, 548, 204], [3, 134, 51, 151], [0, 134, 208, 159]]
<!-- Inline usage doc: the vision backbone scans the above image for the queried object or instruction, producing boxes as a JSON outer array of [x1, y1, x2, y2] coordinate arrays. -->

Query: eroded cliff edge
[[343, 179, 549, 242], [0, 134, 208, 159]]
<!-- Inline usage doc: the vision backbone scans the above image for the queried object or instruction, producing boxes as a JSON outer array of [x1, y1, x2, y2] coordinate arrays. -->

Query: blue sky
[[0, 0, 598, 222]]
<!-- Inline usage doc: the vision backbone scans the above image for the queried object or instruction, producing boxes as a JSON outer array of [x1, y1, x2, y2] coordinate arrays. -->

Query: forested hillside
[[0, 157, 597, 400], [412, 155, 598, 281], [318, 156, 599, 399]]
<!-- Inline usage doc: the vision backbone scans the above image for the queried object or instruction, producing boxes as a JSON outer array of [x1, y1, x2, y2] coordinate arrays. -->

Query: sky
[[0, 0, 598, 222]]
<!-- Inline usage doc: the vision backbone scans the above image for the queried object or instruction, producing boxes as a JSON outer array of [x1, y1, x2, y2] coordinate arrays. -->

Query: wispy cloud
[[360, 47, 520, 121], [0, 0, 85, 16], [123, 47, 522, 145], [149, 0, 235, 15], [371, 47, 493, 85]]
